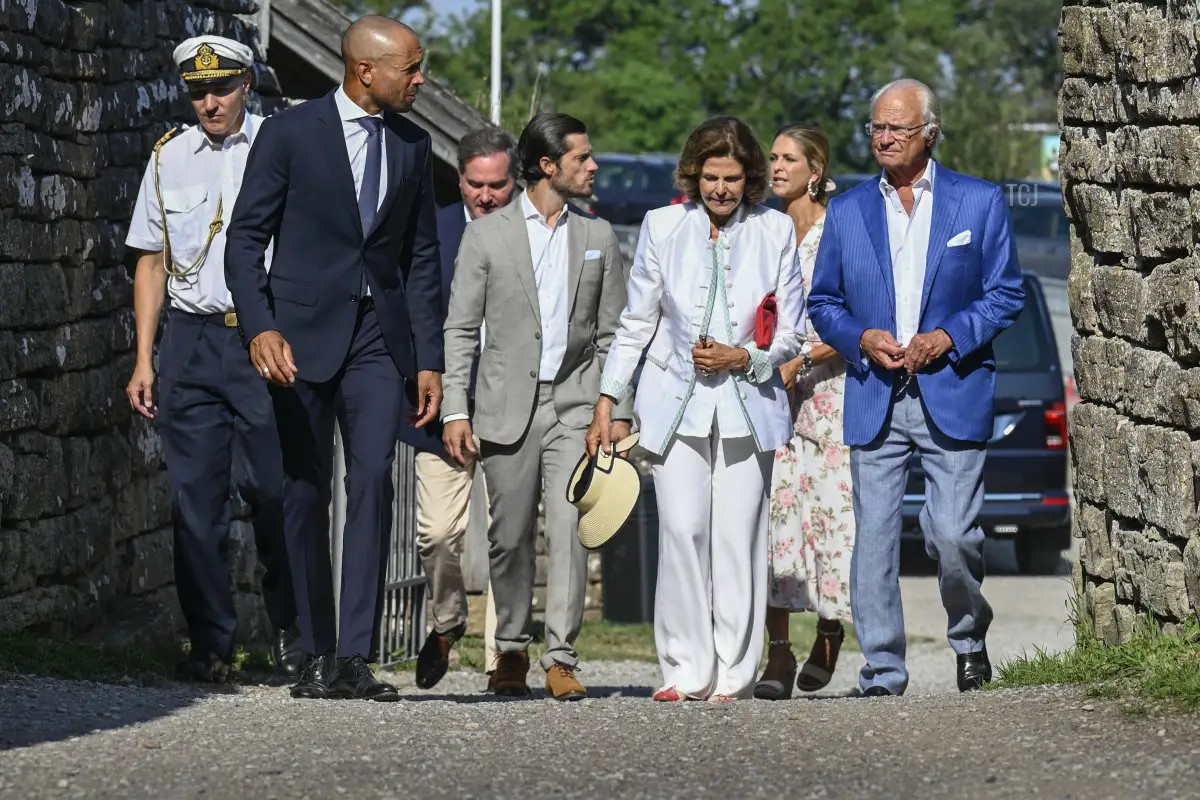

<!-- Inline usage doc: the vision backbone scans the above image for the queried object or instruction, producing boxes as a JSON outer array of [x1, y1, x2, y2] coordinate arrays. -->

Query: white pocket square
[[947, 230, 972, 247], [584, 249, 603, 260]]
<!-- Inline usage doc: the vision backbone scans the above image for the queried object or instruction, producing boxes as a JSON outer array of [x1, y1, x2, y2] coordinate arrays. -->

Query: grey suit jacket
[[443, 200, 632, 446]]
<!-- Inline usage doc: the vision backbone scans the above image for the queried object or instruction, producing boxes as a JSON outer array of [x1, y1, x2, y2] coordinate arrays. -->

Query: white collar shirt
[[522, 190, 571, 381], [125, 112, 266, 314], [334, 85, 389, 213], [334, 86, 389, 297], [880, 158, 936, 346]]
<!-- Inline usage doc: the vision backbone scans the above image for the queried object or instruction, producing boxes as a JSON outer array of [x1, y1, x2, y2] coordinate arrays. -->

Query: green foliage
[[993, 614, 1200, 714], [424, 0, 1062, 178]]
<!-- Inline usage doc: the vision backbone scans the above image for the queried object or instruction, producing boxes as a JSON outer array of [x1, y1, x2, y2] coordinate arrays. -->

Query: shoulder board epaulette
[[153, 125, 187, 153]]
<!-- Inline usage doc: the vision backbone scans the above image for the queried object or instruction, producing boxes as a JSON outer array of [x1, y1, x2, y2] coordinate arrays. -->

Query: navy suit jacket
[[399, 201, 469, 456], [224, 91, 443, 384], [808, 164, 1025, 446]]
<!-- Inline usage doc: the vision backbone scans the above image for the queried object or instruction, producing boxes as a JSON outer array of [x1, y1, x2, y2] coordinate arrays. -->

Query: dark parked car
[[901, 272, 1070, 574], [590, 152, 681, 226], [762, 172, 875, 211], [999, 180, 1071, 282]]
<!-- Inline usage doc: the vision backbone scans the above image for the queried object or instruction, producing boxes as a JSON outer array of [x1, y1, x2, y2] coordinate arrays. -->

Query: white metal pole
[[490, 0, 501, 125]]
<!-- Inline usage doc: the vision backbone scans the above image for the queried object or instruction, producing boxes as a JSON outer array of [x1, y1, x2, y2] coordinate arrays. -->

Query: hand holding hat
[[567, 433, 643, 551]]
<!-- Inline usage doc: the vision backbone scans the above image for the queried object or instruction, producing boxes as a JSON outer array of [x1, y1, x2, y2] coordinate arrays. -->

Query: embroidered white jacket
[[600, 202, 806, 455]]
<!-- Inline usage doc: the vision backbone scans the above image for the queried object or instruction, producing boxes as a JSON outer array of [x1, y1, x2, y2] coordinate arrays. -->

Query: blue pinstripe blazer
[[808, 163, 1025, 447]]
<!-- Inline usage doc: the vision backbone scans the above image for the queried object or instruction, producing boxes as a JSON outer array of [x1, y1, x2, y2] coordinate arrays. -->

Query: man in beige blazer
[[442, 112, 632, 700]]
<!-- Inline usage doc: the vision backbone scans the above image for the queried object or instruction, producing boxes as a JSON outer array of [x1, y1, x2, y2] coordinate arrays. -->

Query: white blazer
[[600, 202, 806, 455]]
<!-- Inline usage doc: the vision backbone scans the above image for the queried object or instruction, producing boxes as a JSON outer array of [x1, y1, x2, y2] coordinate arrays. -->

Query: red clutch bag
[[755, 292, 777, 349]]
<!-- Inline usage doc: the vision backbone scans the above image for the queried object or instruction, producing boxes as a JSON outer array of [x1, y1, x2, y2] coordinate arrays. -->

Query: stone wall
[[0, 0, 278, 647], [1060, 0, 1200, 644]]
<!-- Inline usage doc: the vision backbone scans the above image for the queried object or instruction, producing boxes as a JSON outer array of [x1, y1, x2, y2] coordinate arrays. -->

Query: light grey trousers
[[479, 383, 589, 671], [849, 381, 993, 696]]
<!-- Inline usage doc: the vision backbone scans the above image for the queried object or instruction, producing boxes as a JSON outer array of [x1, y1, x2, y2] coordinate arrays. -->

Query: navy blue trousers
[[272, 302, 405, 660], [157, 310, 297, 662]]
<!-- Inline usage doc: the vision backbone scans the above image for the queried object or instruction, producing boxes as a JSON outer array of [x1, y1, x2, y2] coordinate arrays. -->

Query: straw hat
[[567, 433, 643, 551]]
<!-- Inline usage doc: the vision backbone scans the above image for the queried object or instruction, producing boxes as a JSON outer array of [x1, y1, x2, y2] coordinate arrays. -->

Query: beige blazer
[[442, 201, 631, 446]]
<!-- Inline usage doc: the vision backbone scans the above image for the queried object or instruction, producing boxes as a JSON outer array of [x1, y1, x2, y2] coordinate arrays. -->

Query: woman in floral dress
[[754, 124, 855, 700]]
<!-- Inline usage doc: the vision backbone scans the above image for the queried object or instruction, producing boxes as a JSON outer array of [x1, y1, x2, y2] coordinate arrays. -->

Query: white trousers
[[652, 429, 774, 699]]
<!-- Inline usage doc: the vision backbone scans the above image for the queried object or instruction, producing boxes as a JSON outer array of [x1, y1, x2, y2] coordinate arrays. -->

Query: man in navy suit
[[809, 79, 1024, 698], [407, 126, 517, 692], [224, 15, 443, 701]]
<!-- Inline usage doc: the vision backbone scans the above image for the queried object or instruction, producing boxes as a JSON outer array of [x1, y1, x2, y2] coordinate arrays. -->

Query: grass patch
[[992, 609, 1200, 712], [439, 614, 864, 673], [0, 633, 276, 686], [0, 633, 176, 684]]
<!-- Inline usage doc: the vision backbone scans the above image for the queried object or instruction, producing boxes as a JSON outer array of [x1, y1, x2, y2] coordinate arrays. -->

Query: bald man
[[225, 15, 443, 701]]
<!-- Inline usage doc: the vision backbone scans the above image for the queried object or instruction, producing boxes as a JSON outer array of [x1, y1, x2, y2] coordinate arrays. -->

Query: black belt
[[171, 308, 239, 328]]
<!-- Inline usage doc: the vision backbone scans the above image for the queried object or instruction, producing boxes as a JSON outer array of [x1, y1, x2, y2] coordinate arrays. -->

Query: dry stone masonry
[[0, 0, 280, 647], [1060, 0, 1200, 643]]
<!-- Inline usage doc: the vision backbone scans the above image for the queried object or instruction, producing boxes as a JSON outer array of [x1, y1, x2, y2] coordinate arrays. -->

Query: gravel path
[[1, 539, 1115, 798], [3, 670, 1197, 799]]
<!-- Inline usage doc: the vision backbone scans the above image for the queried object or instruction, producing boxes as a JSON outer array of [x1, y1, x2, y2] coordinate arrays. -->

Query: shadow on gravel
[[0, 675, 254, 751], [401, 685, 656, 702]]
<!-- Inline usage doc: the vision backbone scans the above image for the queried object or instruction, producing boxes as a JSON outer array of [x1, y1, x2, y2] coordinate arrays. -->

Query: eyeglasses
[[864, 122, 926, 139]]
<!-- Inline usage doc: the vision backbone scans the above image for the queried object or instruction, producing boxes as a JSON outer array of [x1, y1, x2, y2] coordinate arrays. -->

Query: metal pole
[[490, 0, 501, 125]]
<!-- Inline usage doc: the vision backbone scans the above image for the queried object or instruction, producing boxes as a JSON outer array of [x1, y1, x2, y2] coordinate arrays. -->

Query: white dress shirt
[[126, 112, 267, 314], [334, 85, 389, 297], [334, 85, 388, 214], [441, 194, 570, 425], [880, 159, 936, 346], [522, 191, 571, 381]]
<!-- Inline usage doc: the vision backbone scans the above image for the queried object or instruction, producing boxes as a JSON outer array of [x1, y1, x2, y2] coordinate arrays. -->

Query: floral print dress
[[767, 216, 855, 621]]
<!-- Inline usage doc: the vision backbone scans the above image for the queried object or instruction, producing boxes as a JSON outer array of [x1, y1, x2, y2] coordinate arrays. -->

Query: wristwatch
[[798, 352, 813, 376]]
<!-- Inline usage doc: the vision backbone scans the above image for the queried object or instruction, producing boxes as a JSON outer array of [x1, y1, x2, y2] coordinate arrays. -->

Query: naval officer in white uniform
[[125, 35, 300, 684]]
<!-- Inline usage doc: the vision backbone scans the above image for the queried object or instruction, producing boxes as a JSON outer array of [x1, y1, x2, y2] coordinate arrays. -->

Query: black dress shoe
[[862, 686, 893, 697], [269, 627, 306, 686], [175, 651, 232, 684], [334, 655, 400, 701], [957, 648, 992, 692], [415, 622, 465, 690], [290, 653, 339, 699]]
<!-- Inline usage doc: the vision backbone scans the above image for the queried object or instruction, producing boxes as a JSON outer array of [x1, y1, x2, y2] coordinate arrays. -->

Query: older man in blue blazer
[[808, 78, 1025, 697], [404, 127, 517, 692]]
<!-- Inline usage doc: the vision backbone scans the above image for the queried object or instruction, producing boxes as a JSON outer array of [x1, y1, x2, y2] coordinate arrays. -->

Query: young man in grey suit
[[442, 113, 632, 700]]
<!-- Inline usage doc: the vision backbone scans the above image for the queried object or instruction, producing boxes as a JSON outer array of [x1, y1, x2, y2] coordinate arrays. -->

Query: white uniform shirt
[[126, 112, 267, 314], [880, 159, 936, 346], [521, 191, 571, 381]]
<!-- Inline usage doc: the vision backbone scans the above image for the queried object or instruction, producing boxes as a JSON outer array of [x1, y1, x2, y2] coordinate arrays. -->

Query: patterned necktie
[[357, 116, 383, 235]]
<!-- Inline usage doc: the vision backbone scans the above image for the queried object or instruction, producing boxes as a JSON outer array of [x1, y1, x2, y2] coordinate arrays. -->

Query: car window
[[1008, 202, 1068, 240], [993, 278, 1055, 371], [594, 162, 676, 194]]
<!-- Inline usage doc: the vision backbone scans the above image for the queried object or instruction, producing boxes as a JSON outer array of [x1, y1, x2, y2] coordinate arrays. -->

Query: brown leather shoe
[[544, 662, 588, 701], [491, 651, 532, 697]]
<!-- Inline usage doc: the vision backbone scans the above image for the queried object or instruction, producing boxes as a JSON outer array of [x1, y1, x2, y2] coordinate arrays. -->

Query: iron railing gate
[[328, 430, 427, 666]]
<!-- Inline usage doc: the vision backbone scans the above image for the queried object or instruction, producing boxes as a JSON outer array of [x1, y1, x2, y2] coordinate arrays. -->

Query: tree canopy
[[326, 0, 1063, 180]]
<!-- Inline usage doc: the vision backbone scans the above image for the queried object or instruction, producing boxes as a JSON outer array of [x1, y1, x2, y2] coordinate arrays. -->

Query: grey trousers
[[849, 380, 993, 696], [479, 383, 588, 671]]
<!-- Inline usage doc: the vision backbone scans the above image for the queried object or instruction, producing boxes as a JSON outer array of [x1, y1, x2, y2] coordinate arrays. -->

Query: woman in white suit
[[587, 116, 806, 701]]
